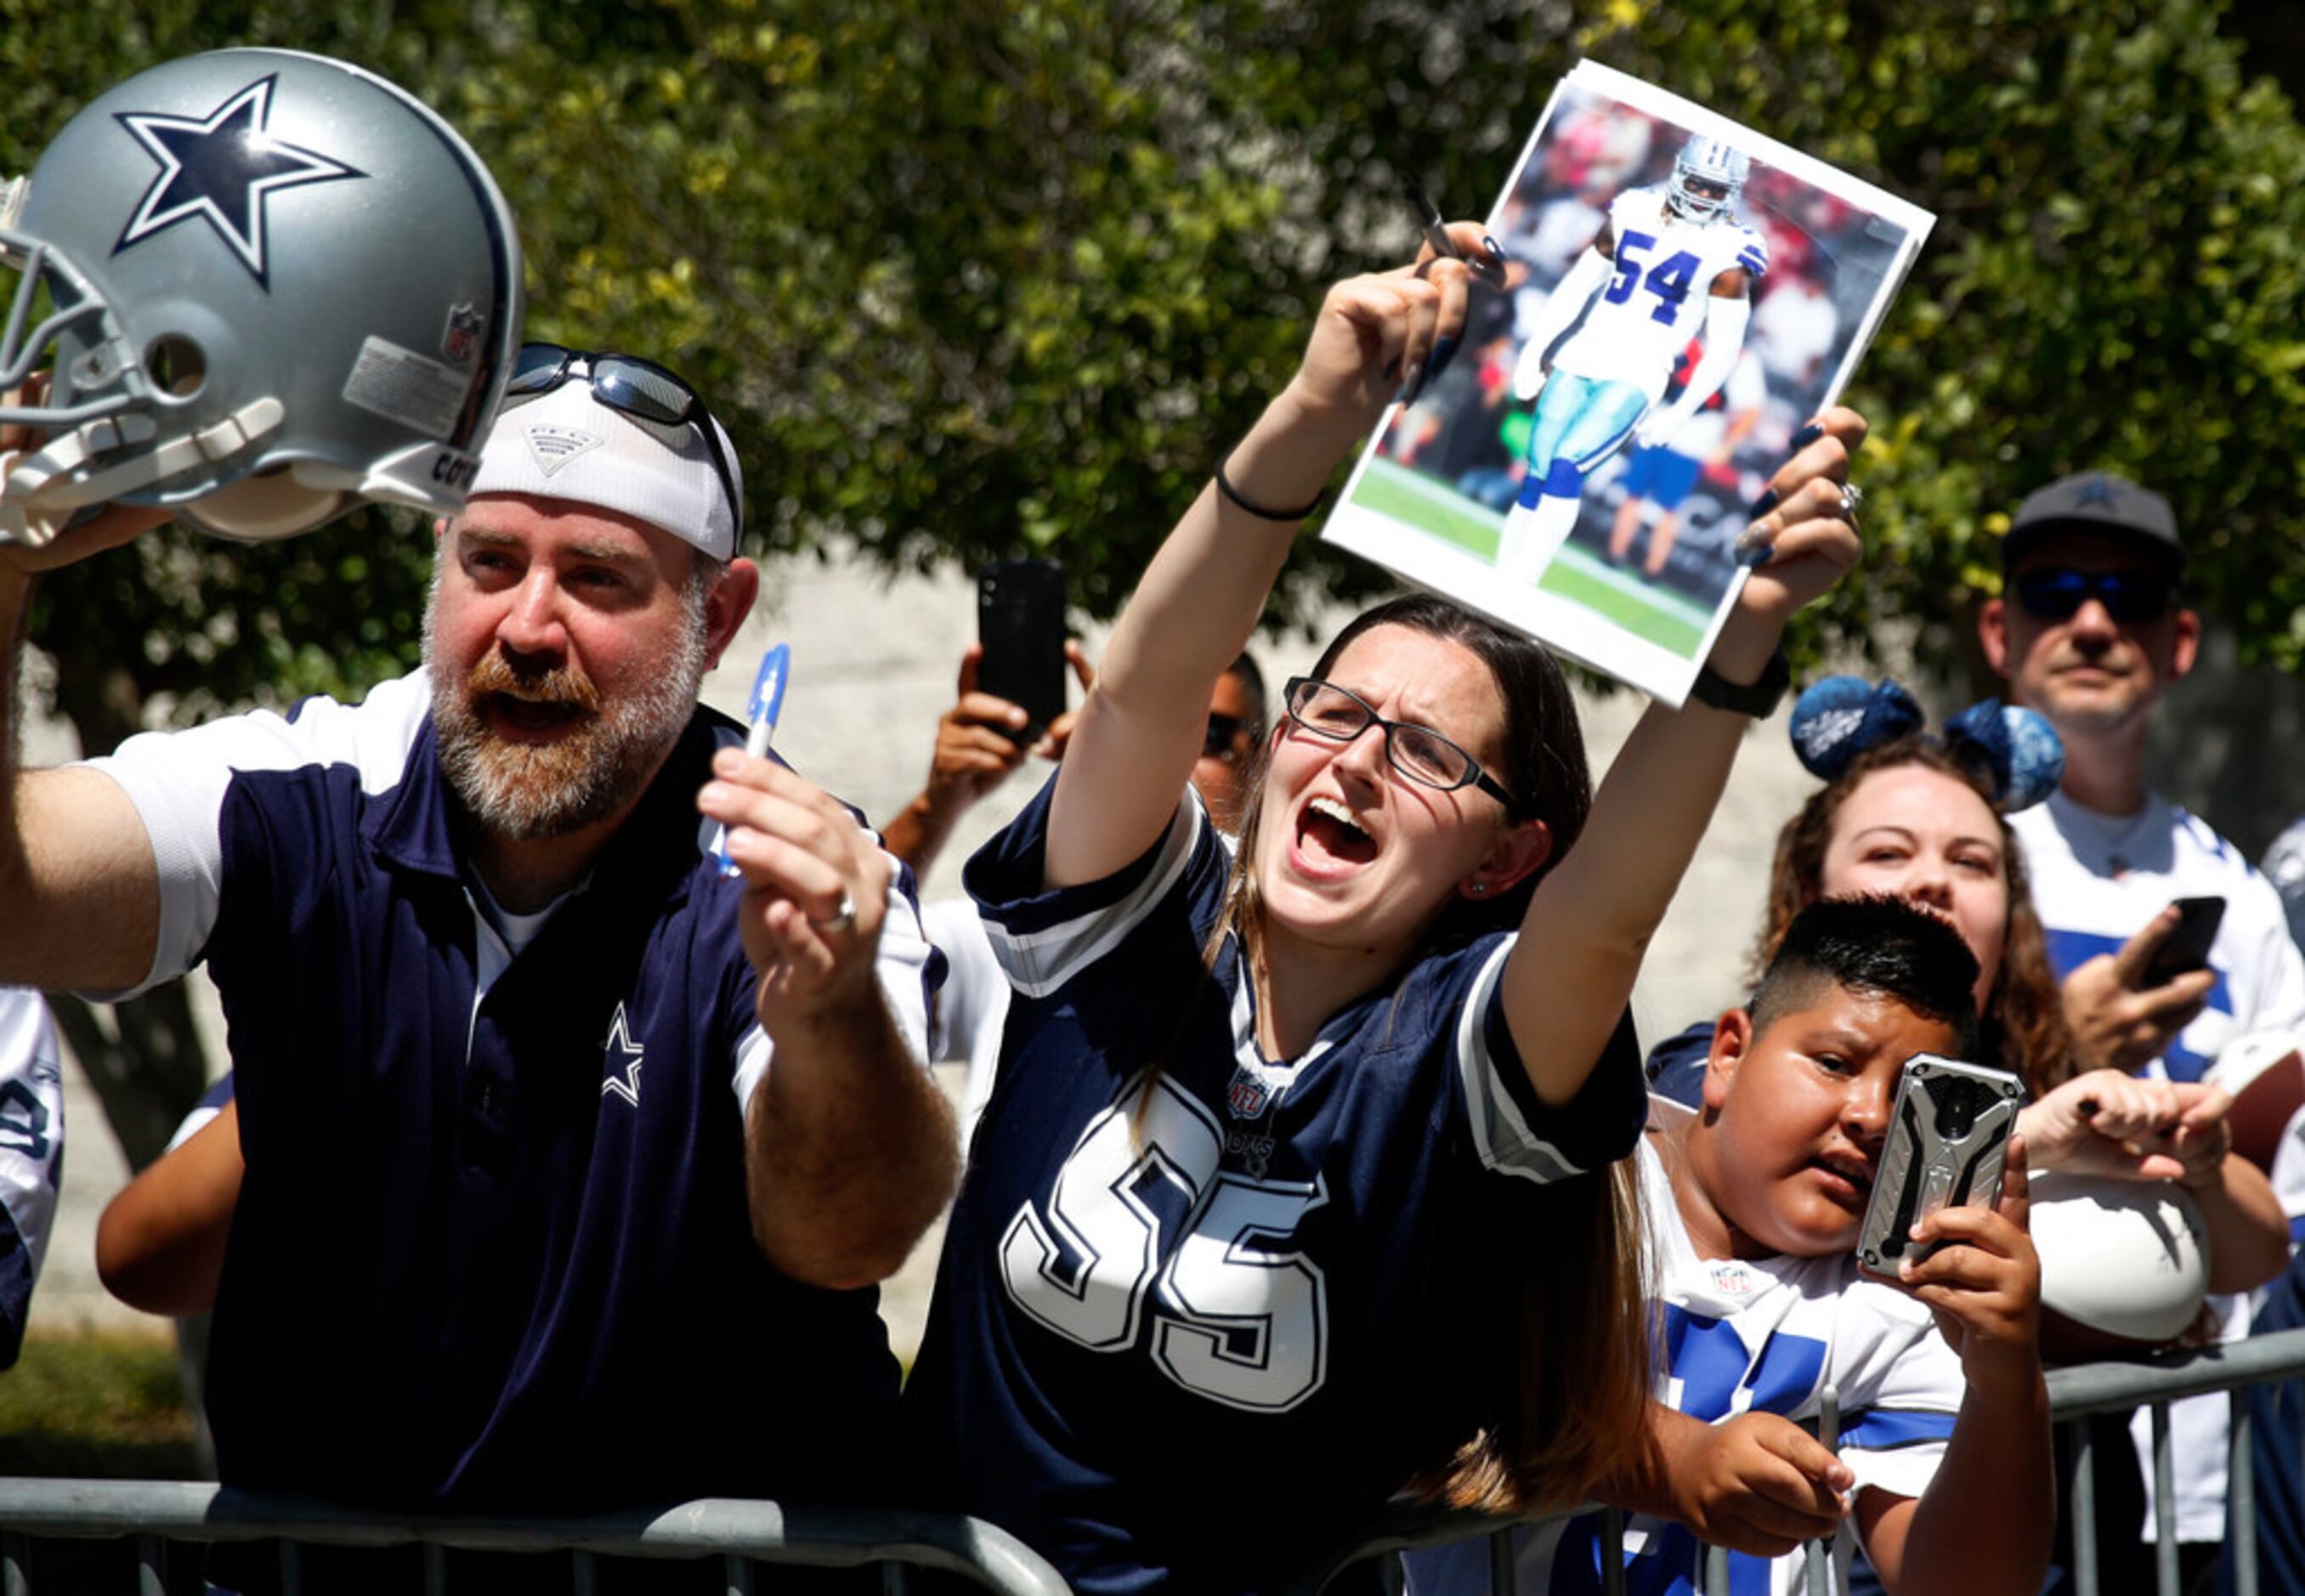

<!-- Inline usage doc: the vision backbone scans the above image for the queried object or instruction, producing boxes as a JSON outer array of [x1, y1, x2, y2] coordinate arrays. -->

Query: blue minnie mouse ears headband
[[1788, 676, 2065, 812]]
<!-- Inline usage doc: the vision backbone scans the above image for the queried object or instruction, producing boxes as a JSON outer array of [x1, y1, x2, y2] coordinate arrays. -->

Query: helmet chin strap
[[0, 394, 284, 546]]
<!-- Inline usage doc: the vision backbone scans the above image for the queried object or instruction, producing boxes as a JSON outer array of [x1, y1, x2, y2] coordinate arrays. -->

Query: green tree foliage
[[6, 0, 2305, 1146]]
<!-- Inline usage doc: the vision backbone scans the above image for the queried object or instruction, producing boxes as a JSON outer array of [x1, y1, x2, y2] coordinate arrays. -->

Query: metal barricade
[[1305, 1327, 2305, 1595], [0, 1482, 1073, 1595], [14, 1329, 2305, 1595]]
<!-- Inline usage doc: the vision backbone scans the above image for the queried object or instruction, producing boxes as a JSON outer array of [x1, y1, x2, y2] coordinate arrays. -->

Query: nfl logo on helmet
[[443, 303, 484, 365]]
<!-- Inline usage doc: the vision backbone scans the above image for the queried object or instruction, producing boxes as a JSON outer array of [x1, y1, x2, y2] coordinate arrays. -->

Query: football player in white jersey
[[1498, 135, 1770, 584]]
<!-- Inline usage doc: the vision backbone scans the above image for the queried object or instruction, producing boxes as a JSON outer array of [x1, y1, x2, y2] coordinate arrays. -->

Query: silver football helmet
[[1664, 136, 1752, 224], [0, 48, 523, 546]]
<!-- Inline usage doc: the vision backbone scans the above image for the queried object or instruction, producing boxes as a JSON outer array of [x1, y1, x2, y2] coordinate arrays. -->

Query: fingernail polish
[[1399, 359, 1426, 405], [1736, 538, 1775, 569], [1429, 333, 1459, 381], [1746, 487, 1779, 518], [1790, 422, 1825, 450]]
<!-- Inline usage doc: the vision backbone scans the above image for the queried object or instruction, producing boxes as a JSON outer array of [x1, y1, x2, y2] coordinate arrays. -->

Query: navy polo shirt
[[93, 671, 937, 1514]]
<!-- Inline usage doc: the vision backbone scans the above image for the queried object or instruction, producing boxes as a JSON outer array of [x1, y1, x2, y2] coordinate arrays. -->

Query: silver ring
[[811, 893, 858, 935], [1838, 481, 1864, 520]]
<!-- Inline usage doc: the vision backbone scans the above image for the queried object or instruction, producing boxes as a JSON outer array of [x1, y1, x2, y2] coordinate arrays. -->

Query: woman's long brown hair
[[1758, 737, 2077, 1095]]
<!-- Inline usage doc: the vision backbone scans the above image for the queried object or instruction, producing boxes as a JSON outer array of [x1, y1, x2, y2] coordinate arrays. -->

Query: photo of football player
[[1321, 61, 1934, 705], [1495, 134, 1769, 585]]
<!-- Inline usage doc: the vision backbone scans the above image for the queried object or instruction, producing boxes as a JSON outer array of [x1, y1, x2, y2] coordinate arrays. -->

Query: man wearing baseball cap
[[0, 347, 956, 1566], [1979, 470, 2305, 1586]]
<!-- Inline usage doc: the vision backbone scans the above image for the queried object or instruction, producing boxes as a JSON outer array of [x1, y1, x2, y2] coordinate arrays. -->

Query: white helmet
[[0, 48, 523, 546], [1666, 136, 1752, 224]]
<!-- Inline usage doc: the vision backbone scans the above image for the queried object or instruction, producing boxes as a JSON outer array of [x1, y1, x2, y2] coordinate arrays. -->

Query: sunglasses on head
[[507, 343, 745, 537], [2012, 567, 2173, 623]]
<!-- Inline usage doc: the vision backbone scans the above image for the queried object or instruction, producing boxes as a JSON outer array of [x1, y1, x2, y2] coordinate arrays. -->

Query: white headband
[[466, 370, 740, 559]]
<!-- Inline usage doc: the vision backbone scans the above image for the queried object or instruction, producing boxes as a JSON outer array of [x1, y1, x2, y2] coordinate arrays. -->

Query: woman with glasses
[[896, 224, 1866, 1593]]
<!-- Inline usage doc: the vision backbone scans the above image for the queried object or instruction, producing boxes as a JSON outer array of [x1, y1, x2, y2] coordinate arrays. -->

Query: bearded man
[[0, 347, 955, 1538]]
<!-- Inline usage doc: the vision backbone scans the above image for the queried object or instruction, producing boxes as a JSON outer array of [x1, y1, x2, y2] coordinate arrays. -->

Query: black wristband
[[1689, 649, 1792, 717], [1215, 455, 1325, 522]]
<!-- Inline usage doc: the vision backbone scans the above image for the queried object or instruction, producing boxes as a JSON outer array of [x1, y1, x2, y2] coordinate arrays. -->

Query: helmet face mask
[[0, 48, 523, 546], [1665, 136, 1753, 225]]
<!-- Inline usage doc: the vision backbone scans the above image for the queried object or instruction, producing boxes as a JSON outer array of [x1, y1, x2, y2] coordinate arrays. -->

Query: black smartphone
[[977, 558, 1068, 744], [1856, 1055, 2024, 1278], [2141, 896, 2225, 988]]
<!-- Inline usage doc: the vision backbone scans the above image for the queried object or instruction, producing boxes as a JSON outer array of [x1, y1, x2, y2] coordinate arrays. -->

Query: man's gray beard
[[426, 574, 711, 842]]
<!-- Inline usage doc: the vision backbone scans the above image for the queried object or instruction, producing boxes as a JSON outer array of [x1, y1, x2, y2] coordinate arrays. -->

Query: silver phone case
[[1856, 1054, 2024, 1276]]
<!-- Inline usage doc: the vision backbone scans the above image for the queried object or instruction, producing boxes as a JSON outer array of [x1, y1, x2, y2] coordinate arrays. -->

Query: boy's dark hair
[[1748, 896, 1982, 1056]]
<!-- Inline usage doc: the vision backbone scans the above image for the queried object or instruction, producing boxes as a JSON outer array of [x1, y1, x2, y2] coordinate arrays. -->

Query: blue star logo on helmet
[[112, 75, 365, 290], [2070, 473, 2123, 510]]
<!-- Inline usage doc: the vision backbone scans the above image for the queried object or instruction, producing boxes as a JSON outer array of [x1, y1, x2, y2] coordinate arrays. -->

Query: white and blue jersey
[[87, 670, 938, 1514], [898, 778, 1645, 1594], [1550, 188, 1768, 405], [2014, 790, 2305, 1545], [1407, 1101, 1962, 1596], [0, 989, 61, 1367], [2013, 792, 2305, 1084]]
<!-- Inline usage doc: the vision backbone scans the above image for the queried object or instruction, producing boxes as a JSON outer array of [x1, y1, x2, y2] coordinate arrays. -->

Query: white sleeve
[[80, 671, 432, 998], [1671, 293, 1753, 418], [2231, 869, 2305, 1050], [1522, 245, 1615, 363], [732, 836, 939, 1111]]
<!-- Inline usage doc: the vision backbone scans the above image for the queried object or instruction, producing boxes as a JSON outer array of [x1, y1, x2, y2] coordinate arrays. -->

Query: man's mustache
[[463, 648, 603, 716]]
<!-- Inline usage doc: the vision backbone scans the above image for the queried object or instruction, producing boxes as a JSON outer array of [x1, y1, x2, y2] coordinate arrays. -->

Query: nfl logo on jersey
[[1226, 1065, 1271, 1120]]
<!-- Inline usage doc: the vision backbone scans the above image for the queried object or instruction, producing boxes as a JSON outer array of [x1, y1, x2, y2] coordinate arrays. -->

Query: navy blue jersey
[[90, 671, 938, 1515], [899, 779, 1643, 1593]]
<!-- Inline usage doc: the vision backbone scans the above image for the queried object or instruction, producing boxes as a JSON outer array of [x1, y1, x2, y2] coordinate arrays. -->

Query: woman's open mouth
[[1296, 795, 1378, 869]]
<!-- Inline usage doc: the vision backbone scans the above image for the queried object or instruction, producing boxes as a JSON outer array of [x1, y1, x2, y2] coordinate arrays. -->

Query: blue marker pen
[[713, 642, 790, 878]]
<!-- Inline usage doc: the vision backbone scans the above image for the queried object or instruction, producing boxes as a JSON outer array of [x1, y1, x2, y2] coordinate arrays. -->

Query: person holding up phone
[[1977, 471, 2305, 1585], [1408, 897, 2054, 1596], [1976, 473, 2305, 1087], [884, 633, 1267, 1146]]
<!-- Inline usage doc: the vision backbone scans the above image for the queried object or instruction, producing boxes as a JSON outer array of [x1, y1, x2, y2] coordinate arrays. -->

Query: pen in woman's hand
[[1401, 178, 1507, 290]]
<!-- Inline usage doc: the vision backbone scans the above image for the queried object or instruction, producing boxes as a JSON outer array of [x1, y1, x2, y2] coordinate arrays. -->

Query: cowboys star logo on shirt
[[601, 1002, 645, 1107], [112, 75, 365, 290]]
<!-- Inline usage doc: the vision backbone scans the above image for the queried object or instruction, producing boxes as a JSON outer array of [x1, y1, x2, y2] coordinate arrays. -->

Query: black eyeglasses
[[507, 344, 745, 537], [2013, 567, 2174, 623], [1281, 677, 1516, 810]]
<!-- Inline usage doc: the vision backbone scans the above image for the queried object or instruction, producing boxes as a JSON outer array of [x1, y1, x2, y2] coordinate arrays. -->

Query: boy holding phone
[[1409, 897, 2053, 1594]]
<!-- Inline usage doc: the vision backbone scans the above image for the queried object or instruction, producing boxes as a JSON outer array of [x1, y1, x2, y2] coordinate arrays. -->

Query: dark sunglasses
[[1203, 713, 1244, 759], [507, 344, 745, 537], [1282, 677, 1517, 811], [2013, 567, 2174, 623]]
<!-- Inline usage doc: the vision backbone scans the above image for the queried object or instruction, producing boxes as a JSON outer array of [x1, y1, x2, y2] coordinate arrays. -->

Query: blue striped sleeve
[[1840, 1406, 1958, 1452]]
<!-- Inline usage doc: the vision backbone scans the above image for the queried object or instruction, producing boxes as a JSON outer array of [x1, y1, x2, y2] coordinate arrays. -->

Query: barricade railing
[[1301, 1326, 2305, 1595], [12, 1329, 2305, 1595], [0, 1481, 1072, 1595]]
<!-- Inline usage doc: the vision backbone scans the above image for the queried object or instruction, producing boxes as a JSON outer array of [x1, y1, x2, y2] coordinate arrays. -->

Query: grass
[[0, 1329, 206, 1480], [1346, 457, 1712, 656]]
